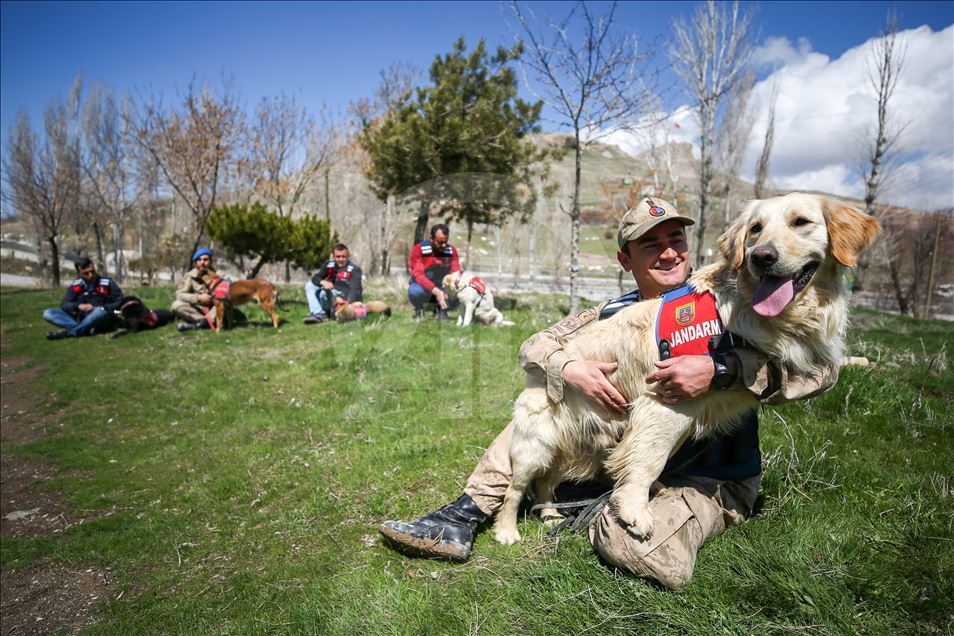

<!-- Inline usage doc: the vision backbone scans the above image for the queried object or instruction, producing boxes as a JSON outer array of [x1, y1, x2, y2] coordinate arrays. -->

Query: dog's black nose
[[750, 246, 778, 270]]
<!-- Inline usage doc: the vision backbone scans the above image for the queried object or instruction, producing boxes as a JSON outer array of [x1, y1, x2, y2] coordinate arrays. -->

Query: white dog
[[442, 271, 514, 327], [493, 193, 881, 545]]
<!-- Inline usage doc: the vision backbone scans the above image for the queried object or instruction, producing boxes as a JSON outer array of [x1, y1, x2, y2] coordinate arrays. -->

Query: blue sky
[[2, 0, 952, 209]]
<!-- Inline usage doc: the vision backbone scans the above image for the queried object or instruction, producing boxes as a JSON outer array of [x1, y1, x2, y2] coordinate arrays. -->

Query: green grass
[[1, 285, 951, 635]]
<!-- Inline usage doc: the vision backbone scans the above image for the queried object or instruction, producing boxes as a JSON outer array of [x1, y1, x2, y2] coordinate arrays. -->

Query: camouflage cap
[[617, 197, 695, 249]]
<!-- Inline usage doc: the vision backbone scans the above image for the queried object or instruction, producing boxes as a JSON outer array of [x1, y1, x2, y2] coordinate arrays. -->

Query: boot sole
[[378, 524, 471, 561]]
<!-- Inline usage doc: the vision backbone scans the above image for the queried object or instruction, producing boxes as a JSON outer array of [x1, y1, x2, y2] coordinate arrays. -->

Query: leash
[[529, 491, 613, 536]]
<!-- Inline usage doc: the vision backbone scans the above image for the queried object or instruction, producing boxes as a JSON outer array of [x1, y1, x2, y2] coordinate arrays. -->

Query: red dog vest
[[655, 285, 724, 358], [468, 277, 486, 295]]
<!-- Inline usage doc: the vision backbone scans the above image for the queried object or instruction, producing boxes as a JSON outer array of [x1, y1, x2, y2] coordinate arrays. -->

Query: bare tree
[[81, 80, 140, 281], [861, 12, 907, 216], [3, 98, 82, 286], [126, 82, 242, 268], [716, 71, 755, 229], [853, 13, 908, 297], [671, 0, 756, 265], [753, 80, 778, 199], [244, 94, 337, 218], [512, 0, 656, 312]]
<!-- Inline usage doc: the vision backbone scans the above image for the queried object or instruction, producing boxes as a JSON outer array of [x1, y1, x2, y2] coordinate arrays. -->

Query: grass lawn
[[1, 283, 951, 635]]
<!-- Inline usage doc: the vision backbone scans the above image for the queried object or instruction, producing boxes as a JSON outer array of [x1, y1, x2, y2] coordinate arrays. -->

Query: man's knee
[[42, 308, 59, 322], [588, 495, 701, 589]]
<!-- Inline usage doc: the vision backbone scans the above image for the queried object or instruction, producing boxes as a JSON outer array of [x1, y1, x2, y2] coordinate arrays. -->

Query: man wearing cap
[[172, 248, 216, 331], [379, 197, 836, 588]]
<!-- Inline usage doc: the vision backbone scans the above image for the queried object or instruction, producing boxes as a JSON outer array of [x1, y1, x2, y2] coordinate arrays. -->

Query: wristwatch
[[710, 352, 737, 391]]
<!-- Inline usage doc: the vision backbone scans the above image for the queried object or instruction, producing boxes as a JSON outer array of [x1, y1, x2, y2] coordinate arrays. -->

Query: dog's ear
[[823, 199, 882, 267], [718, 202, 753, 270]]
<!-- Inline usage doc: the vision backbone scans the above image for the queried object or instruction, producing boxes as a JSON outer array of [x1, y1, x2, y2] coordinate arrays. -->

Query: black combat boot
[[379, 494, 488, 561], [46, 330, 69, 340]]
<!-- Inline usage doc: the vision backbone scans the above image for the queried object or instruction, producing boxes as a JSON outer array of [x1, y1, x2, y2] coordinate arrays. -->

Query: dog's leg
[[534, 469, 565, 526], [462, 302, 475, 327], [263, 297, 280, 328], [494, 412, 557, 545], [606, 398, 695, 538]]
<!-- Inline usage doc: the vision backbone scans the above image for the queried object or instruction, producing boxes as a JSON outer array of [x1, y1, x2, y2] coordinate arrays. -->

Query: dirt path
[[1, 335, 110, 635]]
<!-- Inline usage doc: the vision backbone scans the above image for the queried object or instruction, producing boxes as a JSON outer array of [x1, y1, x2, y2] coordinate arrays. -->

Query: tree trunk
[[414, 200, 429, 244], [380, 195, 394, 276], [923, 213, 943, 319], [249, 257, 266, 279], [465, 221, 474, 270], [324, 168, 331, 222], [569, 133, 583, 314], [48, 236, 61, 287], [93, 221, 107, 275]]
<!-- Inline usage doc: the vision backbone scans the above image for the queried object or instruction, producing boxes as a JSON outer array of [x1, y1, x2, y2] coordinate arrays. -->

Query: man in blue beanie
[[172, 248, 215, 331]]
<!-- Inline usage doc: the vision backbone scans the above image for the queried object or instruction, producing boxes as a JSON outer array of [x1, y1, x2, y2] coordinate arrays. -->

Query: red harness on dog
[[468, 277, 487, 295], [209, 276, 231, 301], [350, 302, 368, 319], [655, 285, 724, 358]]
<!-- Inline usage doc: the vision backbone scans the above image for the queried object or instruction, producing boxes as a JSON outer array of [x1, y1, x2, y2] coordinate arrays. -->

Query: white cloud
[[608, 24, 954, 211]]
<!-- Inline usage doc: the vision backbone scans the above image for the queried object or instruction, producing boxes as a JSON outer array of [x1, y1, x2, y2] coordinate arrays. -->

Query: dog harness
[[468, 277, 487, 295], [350, 302, 369, 319], [208, 276, 232, 301], [120, 299, 159, 328], [655, 285, 724, 359]]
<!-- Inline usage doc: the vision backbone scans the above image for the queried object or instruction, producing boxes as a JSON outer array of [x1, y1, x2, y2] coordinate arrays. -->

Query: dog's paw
[[493, 524, 522, 545], [610, 492, 654, 538], [541, 514, 565, 528]]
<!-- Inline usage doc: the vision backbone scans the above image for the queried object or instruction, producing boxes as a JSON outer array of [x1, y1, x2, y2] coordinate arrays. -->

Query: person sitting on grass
[[304, 243, 363, 324], [379, 197, 838, 589], [43, 257, 123, 340], [172, 248, 216, 332]]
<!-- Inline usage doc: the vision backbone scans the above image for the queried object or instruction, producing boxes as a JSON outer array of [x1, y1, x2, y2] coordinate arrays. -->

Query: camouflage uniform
[[171, 267, 213, 322], [463, 295, 837, 589]]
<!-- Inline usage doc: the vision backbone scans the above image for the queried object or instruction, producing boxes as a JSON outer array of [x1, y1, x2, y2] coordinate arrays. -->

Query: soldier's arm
[[60, 285, 80, 314], [518, 303, 604, 403], [104, 281, 124, 312], [175, 274, 198, 304], [732, 349, 839, 405], [349, 267, 363, 303]]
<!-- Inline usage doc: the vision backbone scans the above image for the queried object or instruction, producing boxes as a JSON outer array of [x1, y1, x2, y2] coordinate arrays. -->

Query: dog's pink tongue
[[752, 275, 795, 317]]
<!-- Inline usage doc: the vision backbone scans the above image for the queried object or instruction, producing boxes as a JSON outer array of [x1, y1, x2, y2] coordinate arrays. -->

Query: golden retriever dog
[[197, 268, 286, 332], [493, 193, 880, 545], [442, 271, 514, 326], [333, 295, 392, 322]]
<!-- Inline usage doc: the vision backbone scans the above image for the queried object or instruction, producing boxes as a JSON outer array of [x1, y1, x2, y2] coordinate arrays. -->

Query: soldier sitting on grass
[[43, 257, 123, 340]]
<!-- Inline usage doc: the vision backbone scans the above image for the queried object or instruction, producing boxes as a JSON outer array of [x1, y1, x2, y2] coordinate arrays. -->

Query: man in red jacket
[[408, 224, 461, 320]]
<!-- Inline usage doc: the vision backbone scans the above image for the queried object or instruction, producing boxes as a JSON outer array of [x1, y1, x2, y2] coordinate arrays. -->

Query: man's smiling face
[[617, 220, 690, 298]]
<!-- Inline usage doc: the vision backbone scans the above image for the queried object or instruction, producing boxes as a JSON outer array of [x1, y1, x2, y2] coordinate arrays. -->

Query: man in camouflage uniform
[[379, 198, 837, 588], [172, 248, 216, 331]]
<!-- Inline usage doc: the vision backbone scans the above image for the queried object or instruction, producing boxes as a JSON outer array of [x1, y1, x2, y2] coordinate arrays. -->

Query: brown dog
[[333, 296, 392, 322], [198, 268, 286, 332]]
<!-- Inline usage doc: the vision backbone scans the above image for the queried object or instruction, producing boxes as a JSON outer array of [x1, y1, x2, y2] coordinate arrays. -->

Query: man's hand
[[433, 288, 448, 310], [320, 280, 334, 291], [197, 293, 212, 306], [646, 355, 714, 404], [78, 303, 94, 313], [563, 360, 628, 416]]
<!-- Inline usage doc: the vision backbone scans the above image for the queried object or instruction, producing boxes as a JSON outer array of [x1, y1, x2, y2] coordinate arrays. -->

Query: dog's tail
[[275, 293, 288, 312]]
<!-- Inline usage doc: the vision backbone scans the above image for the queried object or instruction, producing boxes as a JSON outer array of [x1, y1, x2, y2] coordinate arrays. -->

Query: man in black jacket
[[304, 244, 363, 324], [43, 257, 123, 340]]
